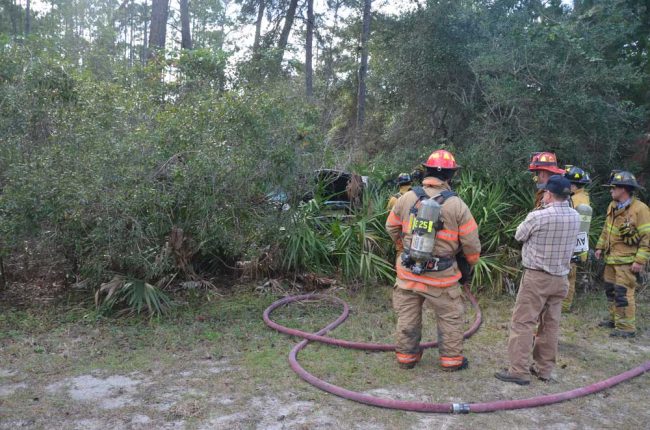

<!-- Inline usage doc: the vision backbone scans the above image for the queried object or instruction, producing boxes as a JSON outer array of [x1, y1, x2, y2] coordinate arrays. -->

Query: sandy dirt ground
[[1, 287, 649, 429]]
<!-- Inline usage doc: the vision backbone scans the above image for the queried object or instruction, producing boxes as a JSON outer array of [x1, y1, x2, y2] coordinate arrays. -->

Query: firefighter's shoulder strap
[[411, 186, 428, 202], [409, 187, 458, 215], [437, 190, 458, 203]]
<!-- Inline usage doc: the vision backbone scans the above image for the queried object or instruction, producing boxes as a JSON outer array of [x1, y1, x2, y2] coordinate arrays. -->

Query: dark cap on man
[[543, 175, 572, 197]]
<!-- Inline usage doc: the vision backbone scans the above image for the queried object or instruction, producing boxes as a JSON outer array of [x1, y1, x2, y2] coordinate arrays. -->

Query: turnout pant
[[603, 264, 637, 332], [393, 284, 465, 368], [507, 269, 568, 380]]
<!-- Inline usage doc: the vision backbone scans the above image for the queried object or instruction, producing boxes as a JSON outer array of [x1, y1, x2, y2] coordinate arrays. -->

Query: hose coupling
[[452, 403, 470, 414]]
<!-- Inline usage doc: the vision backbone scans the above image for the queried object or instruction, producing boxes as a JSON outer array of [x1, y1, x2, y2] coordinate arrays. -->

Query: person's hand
[[594, 249, 602, 260], [631, 262, 644, 273]]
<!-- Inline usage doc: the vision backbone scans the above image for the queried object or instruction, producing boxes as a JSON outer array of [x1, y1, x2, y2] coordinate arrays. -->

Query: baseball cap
[[543, 175, 572, 196]]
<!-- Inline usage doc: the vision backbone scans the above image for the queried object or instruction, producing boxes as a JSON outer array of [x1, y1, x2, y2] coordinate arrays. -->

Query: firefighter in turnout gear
[[528, 152, 565, 208], [595, 170, 650, 338], [387, 173, 413, 211], [562, 165, 592, 312], [388, 173, 414, 255], [385, 150, 481, 371]]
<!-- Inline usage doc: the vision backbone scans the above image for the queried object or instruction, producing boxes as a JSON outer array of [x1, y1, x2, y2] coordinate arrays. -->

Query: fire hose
[[263, 287, 650, 413]]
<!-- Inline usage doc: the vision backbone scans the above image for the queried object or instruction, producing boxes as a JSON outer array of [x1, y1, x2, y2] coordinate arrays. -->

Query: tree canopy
[[0, 0, 648, 295]]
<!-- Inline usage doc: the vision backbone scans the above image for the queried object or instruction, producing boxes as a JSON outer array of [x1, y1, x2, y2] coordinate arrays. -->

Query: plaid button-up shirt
[[515, 201, 580, 276]]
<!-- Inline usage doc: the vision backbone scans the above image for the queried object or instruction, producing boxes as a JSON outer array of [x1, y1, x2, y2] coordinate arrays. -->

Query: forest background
[[1, 0, 649, 314]]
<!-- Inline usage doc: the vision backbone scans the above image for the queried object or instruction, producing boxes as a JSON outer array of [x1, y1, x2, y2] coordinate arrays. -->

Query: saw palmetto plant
[[283, 186, 395, 283], [456, 172, 528, 294], [95, 275, 172, 317]]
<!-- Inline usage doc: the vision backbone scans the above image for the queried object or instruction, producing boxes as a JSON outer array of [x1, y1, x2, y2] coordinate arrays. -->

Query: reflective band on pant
[[396, 352, 421, 364], [440, 356, 464, 367]]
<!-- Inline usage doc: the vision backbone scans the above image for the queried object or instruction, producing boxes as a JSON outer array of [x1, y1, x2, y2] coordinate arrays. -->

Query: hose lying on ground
[[263, 287, 650, 413]]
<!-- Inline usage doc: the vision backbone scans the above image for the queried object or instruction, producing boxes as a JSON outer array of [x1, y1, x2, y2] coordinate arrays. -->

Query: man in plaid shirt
[[496, 175, 580, 385]]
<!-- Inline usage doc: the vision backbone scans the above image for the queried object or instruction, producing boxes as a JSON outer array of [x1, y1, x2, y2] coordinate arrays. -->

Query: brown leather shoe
[[494, 369, 530, 386], [530, 366, 551, 382]]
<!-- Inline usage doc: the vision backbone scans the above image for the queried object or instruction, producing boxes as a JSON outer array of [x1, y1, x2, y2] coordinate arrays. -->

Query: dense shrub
[[0, 48, 328, 297]]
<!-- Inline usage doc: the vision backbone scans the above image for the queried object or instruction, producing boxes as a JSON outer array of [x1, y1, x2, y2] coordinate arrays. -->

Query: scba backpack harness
[[401, 187, 457, 275]]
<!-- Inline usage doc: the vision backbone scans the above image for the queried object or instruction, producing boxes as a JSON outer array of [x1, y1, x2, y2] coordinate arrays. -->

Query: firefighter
[[387, 173, 413, 211], [562, 165, 592, 312], [595, 170, 650, 338], [528, 152, 566, 208], [385, 150, 481, 371]]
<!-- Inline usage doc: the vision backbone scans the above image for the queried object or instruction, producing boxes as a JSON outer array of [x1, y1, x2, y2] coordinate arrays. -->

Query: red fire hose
[[263, 287, 650, 413]]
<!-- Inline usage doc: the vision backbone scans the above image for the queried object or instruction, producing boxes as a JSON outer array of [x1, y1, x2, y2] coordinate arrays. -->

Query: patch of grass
[[80, 350, 157, 374], [1, 286, 648, 429], [0, 309, 50, 335]]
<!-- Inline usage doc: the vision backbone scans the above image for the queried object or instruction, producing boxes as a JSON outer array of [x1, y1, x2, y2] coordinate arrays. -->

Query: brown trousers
[[393, 285, 464, 361], [507, 269, 568, 380]]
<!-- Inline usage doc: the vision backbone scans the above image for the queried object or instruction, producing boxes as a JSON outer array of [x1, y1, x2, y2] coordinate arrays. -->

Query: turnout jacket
[[596, 198, 650, 265], [570, 188, 590, 208], [385, 177, 481, 291], [570, 188, 591, 261], [387, 184, 412, 211]]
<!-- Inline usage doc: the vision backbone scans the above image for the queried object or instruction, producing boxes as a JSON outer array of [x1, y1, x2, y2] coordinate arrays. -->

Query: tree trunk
[[323, 0, 342, 89], [356, 0, 371, 138], [9, 0, 18, 38], [274, 0, 300, 68], [25, 0, 30, 36], [305, 0, 314, 98], [0, 255, 5, 291], [148, 0, 169, 59], [129, 0, 135, 65], [142, 0, 149, 62], [180, 0, 192, 49], [252, 0, 265, 61]]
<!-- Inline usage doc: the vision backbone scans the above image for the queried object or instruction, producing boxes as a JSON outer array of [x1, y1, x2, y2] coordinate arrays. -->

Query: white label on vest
[[575, 231, 588, 253]]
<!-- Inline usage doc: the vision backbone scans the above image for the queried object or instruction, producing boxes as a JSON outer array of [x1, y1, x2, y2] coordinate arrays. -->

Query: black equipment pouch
[[401, 252, 454, 273], [456, 253, 473, 285]]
